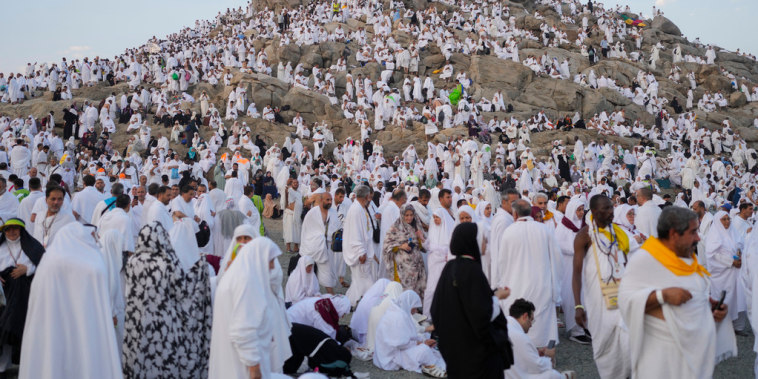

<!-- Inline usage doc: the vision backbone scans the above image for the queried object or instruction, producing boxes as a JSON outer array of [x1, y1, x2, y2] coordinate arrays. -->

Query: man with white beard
[[494, 199, 560, 348], [300, 189, 336, 294], [343, 185, 376, 306]]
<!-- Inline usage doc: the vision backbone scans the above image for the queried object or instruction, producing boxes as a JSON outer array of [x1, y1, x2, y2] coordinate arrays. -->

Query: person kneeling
[[506, 298, 576, 379]]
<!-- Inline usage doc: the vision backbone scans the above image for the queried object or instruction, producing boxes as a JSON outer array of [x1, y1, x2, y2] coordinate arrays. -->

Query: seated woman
[[262, 193, 282, 219], [285, 295, 351, 340], [373, 290, 446, 378], [285, 256, 320, 305]]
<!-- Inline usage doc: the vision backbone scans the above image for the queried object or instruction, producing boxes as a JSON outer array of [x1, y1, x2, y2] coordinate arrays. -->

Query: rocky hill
[[2, 0, 758, 162]]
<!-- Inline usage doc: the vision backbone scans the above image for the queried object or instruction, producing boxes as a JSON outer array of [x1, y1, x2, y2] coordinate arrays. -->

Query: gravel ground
[[266, 217, 757, 378]]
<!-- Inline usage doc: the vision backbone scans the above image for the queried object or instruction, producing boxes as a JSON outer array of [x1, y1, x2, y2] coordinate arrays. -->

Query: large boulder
[[280, 87, 341, 124], [469, 56, 534, 97], [651, 16, 681, 36], [729, 92, 748, 108]]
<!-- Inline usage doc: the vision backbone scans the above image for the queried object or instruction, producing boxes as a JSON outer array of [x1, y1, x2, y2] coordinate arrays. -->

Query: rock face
[[1, 0, 757, 165], [651, 16, 682, 36]]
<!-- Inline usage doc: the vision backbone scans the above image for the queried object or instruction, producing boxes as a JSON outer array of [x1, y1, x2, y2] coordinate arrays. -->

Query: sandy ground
[[264, 217, 756, 379]]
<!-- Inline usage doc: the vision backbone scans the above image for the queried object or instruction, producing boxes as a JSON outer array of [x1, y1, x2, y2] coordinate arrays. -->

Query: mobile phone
[[712, 290, 726, 311], [547, 340, 556, 349]]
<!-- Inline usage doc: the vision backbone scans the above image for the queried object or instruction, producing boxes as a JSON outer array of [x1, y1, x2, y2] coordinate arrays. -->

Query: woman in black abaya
[[430, 223, 513, 379]]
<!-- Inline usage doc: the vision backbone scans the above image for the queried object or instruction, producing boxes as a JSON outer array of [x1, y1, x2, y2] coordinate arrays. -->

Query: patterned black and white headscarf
[[123, 221, 211, 378]]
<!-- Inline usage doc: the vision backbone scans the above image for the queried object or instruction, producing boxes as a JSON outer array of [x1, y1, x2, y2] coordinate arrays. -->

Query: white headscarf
[[349, 278, 391, 344], [284, 256, 320, 303], [366, 282, 403, 350], [225, 238, 291, 371], [456, 205, 477, 224], [613, 204, 635, 232], [705, 211, 736, 255], [217, 224, 258, 284]]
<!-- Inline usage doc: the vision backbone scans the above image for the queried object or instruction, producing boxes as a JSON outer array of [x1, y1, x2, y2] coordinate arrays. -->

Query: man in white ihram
[[620, 207, 729, 378], [495, 199, 560, 348], [300, 188, 336, 294], [343, 185, 376, 306]]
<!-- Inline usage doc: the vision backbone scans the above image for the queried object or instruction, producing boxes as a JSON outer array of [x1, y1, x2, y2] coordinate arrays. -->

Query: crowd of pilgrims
[[1, 0, 758, 378]]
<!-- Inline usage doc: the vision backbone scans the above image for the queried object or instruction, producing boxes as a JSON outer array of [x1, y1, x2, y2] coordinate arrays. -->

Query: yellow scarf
[[226, 243, 242, 270], [591, 215, 630, 255], [641, 236, 710, 277]]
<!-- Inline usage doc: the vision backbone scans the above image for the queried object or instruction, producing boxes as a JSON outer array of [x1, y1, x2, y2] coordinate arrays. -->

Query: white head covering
[[705, 211, 736, 255], [366, 282, 403, 350], [284, 256, 320, 303], [20, 222, 122, 378], [217, 224, 258, 284], [349, 278, 391, 343], [564, 197, 586, 229], [613, 204, 635, 232], [456, 205, 477, 225], [222, 237, 291, 371], [475, 201, 492, 227]]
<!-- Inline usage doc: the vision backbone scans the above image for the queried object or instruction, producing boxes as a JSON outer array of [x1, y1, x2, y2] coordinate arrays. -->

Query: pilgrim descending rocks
[[0, 219, 44, 375], [122, 222, 211, 379], [19, 222, 122, 379]]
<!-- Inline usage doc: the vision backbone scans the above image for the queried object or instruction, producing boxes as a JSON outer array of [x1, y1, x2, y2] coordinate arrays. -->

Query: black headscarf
[[449, 223, 480, 262]]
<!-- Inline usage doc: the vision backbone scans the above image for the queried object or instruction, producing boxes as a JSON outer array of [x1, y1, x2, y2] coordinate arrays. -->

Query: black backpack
[[195, 220, 211, 247], [331, 229, 343, 252]]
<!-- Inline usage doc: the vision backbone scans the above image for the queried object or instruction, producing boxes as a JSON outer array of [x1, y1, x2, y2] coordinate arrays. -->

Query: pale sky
[[599, 0, 755, 55], [0, 0, 245, 74], [0, 0, 754, 74]]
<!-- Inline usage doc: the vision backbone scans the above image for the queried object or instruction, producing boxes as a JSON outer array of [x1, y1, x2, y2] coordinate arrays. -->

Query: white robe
[[300, 206, 336, 287], [505, 315, 562, 379], [146, 201, 174, 233], [32, 211, 75, 248], [19, 223, 123, 379], [373, 292, 445, 373], [634, 201, 661, 239], [423, 207, 455, 318], [208, 239, 291, 379], [580, 226, 631, 378], [343, 201, 376, 306], [619, 248, 724, 379], [71, 186, 104, 224], [98, 208, 136, 252], [495, 217, 560, 347], [488, 207, 514, 283]]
